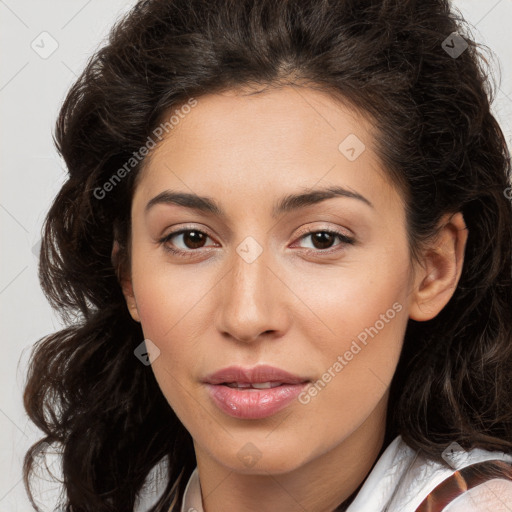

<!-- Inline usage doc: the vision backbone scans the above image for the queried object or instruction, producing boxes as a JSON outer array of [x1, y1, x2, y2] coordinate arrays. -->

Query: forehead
[[134, 86, 404, 218], [153, 86, 373, 158]]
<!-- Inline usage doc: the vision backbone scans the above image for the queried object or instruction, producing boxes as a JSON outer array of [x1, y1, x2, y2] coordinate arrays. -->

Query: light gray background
[[1, 0, 511, 510]]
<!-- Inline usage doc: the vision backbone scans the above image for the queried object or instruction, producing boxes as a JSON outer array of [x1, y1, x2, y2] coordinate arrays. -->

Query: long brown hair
[[24, 0, 512, 510]]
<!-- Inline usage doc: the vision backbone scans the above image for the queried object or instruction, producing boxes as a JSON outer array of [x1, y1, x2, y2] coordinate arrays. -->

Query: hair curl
[[23, 0, 512, 510]]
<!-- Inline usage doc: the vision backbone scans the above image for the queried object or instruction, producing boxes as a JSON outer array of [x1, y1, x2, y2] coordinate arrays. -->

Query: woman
[[23, 0, 512, 511]]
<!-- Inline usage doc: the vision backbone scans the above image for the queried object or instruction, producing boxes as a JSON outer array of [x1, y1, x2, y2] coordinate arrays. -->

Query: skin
[[443, 480, 512, 512], [119, 85, 468, 512]]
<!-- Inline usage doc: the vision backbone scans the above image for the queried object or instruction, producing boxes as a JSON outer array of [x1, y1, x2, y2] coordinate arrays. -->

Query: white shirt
[[179, 435, 512, 512]]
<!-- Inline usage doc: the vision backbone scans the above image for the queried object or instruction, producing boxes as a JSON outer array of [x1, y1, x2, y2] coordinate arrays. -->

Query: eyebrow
[[145, 185, 373, 218]]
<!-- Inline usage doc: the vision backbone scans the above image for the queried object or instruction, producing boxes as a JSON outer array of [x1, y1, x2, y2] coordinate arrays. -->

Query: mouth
[[203, 365, 310, 419], [203, 364, 309, 386], [221, 381, 289, 389]]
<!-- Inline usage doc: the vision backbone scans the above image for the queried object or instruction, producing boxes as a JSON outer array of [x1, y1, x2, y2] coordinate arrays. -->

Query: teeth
[[251, 382, 283, 389], [225, 382, 284, 389]]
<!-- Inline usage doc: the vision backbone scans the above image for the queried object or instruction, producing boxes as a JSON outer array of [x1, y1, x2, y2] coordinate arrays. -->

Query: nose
[[215, 239, 289, 344]]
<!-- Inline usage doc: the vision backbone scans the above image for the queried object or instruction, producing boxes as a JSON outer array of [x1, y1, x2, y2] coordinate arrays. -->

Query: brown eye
[[159, 228, 217, 257], [178, 230, 207, 249], [296, 229, 355, 253], [309, 231, 337, 250]]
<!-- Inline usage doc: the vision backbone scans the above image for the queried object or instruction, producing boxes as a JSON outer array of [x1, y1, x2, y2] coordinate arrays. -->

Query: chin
[[207, 440, 313, 475]]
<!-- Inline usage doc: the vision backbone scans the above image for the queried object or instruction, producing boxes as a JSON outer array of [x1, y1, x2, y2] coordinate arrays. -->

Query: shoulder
[[387, 438, 512, 511], [443, 478, 512, 511]]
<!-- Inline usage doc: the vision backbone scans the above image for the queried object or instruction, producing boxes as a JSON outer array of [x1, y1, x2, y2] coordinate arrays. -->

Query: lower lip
[[205, 383, 308, 419]]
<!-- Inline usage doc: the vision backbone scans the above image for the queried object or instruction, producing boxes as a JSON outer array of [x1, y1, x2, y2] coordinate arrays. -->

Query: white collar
[[179, 435, 512, 512], [180, 436, 409, 512], [180, 465, 203, 512]]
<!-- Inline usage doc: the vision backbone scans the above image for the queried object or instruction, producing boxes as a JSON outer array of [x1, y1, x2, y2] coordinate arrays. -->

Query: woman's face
[[124, 86, 418, 474]]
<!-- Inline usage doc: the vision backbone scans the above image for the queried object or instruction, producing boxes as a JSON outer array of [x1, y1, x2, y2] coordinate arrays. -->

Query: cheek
[[129, 256, 218, 416], [130, 262, 204, 416], [287, 248, 411, 351], [130, 251, 212, 341], [290, 253, 410, 423]]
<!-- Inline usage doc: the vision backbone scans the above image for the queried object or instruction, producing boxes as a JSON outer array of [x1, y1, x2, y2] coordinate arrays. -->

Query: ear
[[111, 240, 141, 323], [409, 212, 468, 321]]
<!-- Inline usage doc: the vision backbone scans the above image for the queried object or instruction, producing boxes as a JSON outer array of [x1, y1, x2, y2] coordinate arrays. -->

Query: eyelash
[[158, 226, 355, 258]]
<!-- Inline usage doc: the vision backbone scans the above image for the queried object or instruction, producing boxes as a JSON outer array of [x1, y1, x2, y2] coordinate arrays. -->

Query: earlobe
[[121, 279, 141, 323], [409, 212, 468, 322], [111, 240, 141, 323]]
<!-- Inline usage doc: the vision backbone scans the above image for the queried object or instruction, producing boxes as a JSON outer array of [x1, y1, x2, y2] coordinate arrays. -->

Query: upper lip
[[203, 365, 309, 385]]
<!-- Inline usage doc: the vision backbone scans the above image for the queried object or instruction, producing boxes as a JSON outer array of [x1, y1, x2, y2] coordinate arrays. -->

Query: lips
[[203, 364, 309, 386], [203, 365, 310, 419], [224, 381, 284, 389]]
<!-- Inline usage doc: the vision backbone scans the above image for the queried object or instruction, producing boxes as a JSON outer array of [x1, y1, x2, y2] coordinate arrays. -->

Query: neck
[[193, 392, 388, 512]]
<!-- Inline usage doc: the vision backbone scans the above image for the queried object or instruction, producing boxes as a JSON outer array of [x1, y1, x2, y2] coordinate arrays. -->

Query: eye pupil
[[184, 230, 206, 249], [312, 232, 335, 250]]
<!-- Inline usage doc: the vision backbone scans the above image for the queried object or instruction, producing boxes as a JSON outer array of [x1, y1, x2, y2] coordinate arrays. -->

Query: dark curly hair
[[23, 0, 512, 510]]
